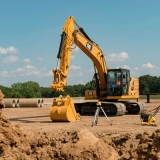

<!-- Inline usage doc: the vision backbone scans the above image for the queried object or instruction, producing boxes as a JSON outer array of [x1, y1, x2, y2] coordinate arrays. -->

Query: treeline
[[0, 75, 160, 98], [139, 75, 160, 94], [0, 81, 92, 98]]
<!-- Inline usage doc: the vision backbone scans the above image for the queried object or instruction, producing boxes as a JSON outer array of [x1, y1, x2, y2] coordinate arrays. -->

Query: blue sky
[[0, 1, 160, 87]]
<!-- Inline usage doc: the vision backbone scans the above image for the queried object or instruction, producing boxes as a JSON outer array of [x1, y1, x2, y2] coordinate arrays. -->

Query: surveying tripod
[[91, 101, 112, 127]]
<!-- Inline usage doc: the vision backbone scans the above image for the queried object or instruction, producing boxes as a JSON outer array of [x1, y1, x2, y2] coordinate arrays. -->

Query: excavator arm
[[51, 16, 108, 96], [51, 16, 75, 92]]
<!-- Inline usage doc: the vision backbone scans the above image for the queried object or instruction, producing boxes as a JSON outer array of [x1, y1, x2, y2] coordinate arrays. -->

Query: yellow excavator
[[50, 16, 147, 122]]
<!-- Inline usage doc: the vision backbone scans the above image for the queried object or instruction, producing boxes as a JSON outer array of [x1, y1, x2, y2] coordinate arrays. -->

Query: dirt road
[[2, 99, 160, 134], [1, 99, 160, 159]]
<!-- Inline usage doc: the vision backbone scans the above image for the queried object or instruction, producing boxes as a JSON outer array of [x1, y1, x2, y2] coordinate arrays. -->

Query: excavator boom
[[51, 16, 75, 92], [51, 16, 108, 96]]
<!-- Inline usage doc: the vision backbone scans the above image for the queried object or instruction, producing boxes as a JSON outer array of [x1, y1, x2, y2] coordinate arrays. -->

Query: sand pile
[[0, 113, 31, 160], [0, 112, 119, 160], [95, 130, 160, 160], [1, 111, 160, 160], [0, 90, 5, 109]]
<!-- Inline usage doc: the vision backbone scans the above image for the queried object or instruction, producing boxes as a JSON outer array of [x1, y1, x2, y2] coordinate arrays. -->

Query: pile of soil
[[1, 112, 160, 160], [95, 130, 160, 159], [0, 90, 5, 109], [0, 112, 118, 160]]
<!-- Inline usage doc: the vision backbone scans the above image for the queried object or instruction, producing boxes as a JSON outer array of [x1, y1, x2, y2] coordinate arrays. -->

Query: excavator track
[[74, 101, 147, 116], [75, 101, 126, 116], [124, 101, 147, 114]]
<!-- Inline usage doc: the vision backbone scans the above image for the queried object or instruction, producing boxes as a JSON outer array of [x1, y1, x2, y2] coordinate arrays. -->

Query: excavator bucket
[[50, 95, 81, 122]]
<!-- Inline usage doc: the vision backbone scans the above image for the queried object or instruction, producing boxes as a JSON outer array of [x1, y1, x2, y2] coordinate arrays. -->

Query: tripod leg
[[100, 107, 112, 126], [92, 107, 100, 127], [95, 107, 100, 125]]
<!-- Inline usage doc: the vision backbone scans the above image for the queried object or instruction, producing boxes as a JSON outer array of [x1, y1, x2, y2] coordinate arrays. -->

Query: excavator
[[50, 16, 147, 122]]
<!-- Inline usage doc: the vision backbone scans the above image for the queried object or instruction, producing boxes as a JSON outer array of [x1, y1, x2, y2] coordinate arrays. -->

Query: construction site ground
[[1, 99, 160, 160]]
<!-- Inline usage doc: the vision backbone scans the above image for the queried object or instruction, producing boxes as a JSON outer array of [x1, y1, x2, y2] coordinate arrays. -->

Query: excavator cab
[[87, 68, 130, 98], [107, 68, 130, 96]]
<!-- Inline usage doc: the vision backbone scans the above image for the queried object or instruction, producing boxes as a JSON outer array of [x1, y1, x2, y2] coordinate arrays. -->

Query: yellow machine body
[[50, 95, 80, 122]]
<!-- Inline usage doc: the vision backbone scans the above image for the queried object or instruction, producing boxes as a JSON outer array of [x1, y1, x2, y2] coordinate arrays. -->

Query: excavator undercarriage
[[74, 101, 125, 116], [74, 101, 147, 116], [50, 95, 147, 122]]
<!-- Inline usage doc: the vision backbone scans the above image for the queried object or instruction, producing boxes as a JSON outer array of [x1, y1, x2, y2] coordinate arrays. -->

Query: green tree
[[11, 81, 42, 98]]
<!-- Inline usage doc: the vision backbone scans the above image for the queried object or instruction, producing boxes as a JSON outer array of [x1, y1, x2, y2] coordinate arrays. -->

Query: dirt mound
[[135, 130, 160, 159], [0, 112, 119, 160], [95, 130, 160, 160], [0, 89, 5, 109], [0, 113, 31, 160], [1, 111, 160, 160]]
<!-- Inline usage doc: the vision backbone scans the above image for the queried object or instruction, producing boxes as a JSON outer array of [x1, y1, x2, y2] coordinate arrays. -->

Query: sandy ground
[[2, 99, 160, 135], [1, 99, 160, 159]]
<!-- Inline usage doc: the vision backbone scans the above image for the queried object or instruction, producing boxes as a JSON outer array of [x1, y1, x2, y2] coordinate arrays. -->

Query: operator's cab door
[[121, 70, 130, 95], [107, 69, 130, 96]]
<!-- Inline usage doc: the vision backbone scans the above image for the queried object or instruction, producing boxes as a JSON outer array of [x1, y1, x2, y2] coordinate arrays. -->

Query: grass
[[140, 95, 160, 99]]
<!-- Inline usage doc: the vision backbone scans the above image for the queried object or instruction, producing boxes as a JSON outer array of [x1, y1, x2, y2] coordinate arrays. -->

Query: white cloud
[[44, 70, 53, 77], [0, 46, 18, 54], [86, 68, 94, 72], [71, 55, 75, 59], [142, 63, 155, 69], [77, 71, 83, 76], [116, 65, 130, 70], [0, 71, 9, 77], [38, 57, 42, 61], [41, 67, 46, 71], [106, 52, 129, 62], [68, 71, 83, 78], [121, 65, 130, 70], [72, 46, 79, 53], [134, 67, 139, 70], [24, 64, 36, 70], [23, 58, 30, 63], [69, 65, 81, 70], [0, 65, 53, 78], [2, 55, 19, 63]]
